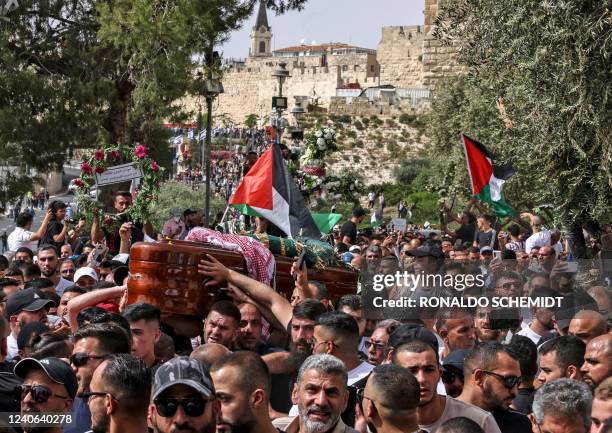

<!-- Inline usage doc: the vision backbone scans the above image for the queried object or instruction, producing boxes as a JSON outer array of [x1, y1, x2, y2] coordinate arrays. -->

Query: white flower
[[310, 159, 321, 167], [329, 128, 335, 134], [323, 128, 330, 135], [324, 133, 332, 140], [315, 131, 323, 138], [335, 194, 343, 200], [316, 138, 326, 146], [318, 142, 327, 151], [349, 184, 354, 191]]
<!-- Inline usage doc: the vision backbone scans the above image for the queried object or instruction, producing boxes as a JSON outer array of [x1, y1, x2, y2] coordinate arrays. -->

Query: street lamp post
[[271, 62, 290, 145]]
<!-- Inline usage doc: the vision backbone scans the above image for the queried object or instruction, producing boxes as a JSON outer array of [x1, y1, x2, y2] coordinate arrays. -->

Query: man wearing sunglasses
[[150, 356, 218, 433], [14, 357, 78, 433], [458, 343, 531, 433]]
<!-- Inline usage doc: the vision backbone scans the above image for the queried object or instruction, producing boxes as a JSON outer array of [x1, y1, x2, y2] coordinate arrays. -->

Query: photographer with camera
[[40, 201, 85, 252]]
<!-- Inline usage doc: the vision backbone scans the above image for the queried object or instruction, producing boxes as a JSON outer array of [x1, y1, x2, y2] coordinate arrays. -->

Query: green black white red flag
[[461, 134, 515, 217], [230, 143, 322, 239]]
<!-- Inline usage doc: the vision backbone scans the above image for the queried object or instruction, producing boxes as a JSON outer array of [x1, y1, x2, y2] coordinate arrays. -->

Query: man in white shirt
[[7, 210, 53, 253], [5, 288, 52, 361]]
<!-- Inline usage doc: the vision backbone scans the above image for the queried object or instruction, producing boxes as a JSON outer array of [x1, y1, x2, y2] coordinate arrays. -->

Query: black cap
[[5, 288, 54, 319], [406, 245, 443, 259], [152, 356, 215, 400], [17, 321, 49, 350], [388, 324, 439, 353], [14, 357, 78, 399], [443, 348, 471, 369]]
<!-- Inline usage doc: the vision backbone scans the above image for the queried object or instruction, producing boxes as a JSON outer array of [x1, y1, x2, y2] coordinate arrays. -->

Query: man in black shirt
[[340, 207, 366, 246]]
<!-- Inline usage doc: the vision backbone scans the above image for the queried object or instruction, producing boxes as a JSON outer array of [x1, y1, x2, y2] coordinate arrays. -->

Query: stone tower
[[249, 0, 272, 57]]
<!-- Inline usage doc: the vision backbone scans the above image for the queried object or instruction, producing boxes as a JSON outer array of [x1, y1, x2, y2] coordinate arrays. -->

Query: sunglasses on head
[[154, 396, 211, 418], [14, 384, 69, 403], [70, 352, 108, 367]]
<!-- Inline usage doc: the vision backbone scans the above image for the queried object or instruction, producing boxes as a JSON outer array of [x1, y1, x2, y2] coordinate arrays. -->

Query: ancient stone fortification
[[192, 0, 460, 125]]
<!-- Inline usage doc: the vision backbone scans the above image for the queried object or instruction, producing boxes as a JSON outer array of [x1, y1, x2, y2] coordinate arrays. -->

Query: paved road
[[0, 192, 76, 236]]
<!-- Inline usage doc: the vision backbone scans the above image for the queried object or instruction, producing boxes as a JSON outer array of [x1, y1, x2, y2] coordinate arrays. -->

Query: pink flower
[[94, 149, 104, 161], [151, 161, 159, 172], [74, 179, 85, 188], [95, 166, 105, 174], [104, 217, 114, 226], [81, 163, 92, 175], [134, 145, 147, 159], [109, 150, 120, 160]]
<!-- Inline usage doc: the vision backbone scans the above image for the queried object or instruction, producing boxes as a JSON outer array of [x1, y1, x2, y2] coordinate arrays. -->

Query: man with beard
[[474, 305, 503, 343], [568, 310, 608, 345], [85, 354, 150, 433], [287, 354, 357, 433], [458, 343, 530, 433], [13, 357, 77, 433], [36, 245, 72, 296], [581, 334, 612, 393], [6, 288, 53, 361], [210, 351, 279, 433], [537, 335, 585, 384], [235, 302, 267, 353], [361, 364, 419, 433], [366, 320, 400, 366], [66, 323, 131, 433], [150, 357, 218, 433], [392, 340, 500, 433], [517, 287, 557, 345]]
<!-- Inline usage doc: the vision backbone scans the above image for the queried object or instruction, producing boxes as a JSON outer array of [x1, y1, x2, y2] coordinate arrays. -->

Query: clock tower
[[250, 0, 272, 57]]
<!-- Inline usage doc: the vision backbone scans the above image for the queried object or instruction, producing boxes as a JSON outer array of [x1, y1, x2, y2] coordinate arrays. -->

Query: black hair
[[469, 247, 480, 254], [73, 323, 131, 354], [114, 191, 132, 199], [538, 336, 586, 372], [48, 200, 67, 217], [100, 354, 151, 413], [335, 242, 349, 253], [207, 300, 241, 323], [370, 364, 420, 412], [62, 285, 87, 296], [41, 291, 61, 308], [0, 255, 9, 270], [292, 299, 327, 321], [95, 281, 117, 290], [508, 335, 538, 382], [4, 264, 23, 278], [309, 281, 330, 300], [104, 313, 132, 337], [0, 277, 20, 289], [501, 250, 516, 260], [30, 333, 73, 359], [37, 244, 58, 257], [122, 302, 161, 325], [463, 342, 519, 375], [77, 307, 112, 328], [393, 339, 440, 365], [16, 212, 34, 228], [336, 294, 362, 312], [15, 247, 34, 261], [315, 311, 359, 341], [478, 214, 493, 224], [24, 278, 55, 291], [20, 263, 41, 280], [491, 270, 522, 287], [438, 417, 485, 433], [211, 351, 271, 396], [508, 224, 521, 237], [74, 254, 88, 268]]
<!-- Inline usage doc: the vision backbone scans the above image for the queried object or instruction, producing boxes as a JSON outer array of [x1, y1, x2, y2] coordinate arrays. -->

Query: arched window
[[259, 41, 266, 53]]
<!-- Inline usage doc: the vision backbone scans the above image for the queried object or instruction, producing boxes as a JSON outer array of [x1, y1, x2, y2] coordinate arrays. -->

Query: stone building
[[205, 0, 460, 124]]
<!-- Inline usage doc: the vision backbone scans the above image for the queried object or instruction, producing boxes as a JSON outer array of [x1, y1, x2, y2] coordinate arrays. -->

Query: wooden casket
[[127, 239, 358, 336]]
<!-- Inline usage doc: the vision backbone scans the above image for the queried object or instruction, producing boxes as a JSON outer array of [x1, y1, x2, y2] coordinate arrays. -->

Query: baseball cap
[[443, 348, 471, 370], [406, 245, 443, 259], [5, 288, 54, 318], [388, 324, 439, 353], [349, 245, 361, 253], [480, 246, 493, 254], [14, 357, 78, 399], [73, 267, 99, 284], [152, 356, 215, 401]]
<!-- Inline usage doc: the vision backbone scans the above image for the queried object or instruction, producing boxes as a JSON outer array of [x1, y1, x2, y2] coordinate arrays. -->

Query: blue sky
[[220, 0, 425, 59]]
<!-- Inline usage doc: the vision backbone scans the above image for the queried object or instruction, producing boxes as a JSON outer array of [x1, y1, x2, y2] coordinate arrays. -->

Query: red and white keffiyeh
[[186, 227, 275, 285]]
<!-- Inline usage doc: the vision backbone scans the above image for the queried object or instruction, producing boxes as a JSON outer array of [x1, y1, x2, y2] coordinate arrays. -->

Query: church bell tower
[[250, 0, 272, 57]]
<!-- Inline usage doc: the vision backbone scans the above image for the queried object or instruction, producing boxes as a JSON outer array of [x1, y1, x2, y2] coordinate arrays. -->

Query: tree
[[0, 0, 309, 204], [244, 113, 258, 129], [428, 0, 612, 257]]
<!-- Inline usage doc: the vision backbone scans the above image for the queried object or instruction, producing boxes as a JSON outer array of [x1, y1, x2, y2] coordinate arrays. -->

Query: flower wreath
[[323, 173, 364, 203], [74, 144, 164, 228], [300, 126, 337, 174]]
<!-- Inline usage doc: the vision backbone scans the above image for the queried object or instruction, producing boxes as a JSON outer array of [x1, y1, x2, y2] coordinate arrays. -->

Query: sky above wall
[[220, 0, 425, 59]]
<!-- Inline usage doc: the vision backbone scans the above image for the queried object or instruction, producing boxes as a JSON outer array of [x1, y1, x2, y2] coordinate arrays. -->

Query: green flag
[[311, 213, 343, 234]]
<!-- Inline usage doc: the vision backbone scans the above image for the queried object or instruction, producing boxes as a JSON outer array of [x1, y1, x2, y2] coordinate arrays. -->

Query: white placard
[[392, 218, 407, 232], [95, 163, 143, 186]]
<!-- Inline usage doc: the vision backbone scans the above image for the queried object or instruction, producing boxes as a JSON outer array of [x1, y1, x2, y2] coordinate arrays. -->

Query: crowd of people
[[0, 163, 610, 433]]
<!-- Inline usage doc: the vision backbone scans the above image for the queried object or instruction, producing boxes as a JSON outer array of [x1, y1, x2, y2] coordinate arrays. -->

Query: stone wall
[[328, 96, 430, 117], [377, 25, 425, 88]]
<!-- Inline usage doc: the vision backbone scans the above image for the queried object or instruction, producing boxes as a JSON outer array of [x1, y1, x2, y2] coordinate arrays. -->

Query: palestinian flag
[[230, 143, 321, 239], [461, 134, 515, 217]]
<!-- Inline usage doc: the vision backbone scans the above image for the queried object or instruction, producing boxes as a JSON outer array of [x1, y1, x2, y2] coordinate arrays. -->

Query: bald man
[[190, 343, 231, 370], [581, 334, 612, 392], [568, 310, 608, 345], [587, 286, 611, 315]]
